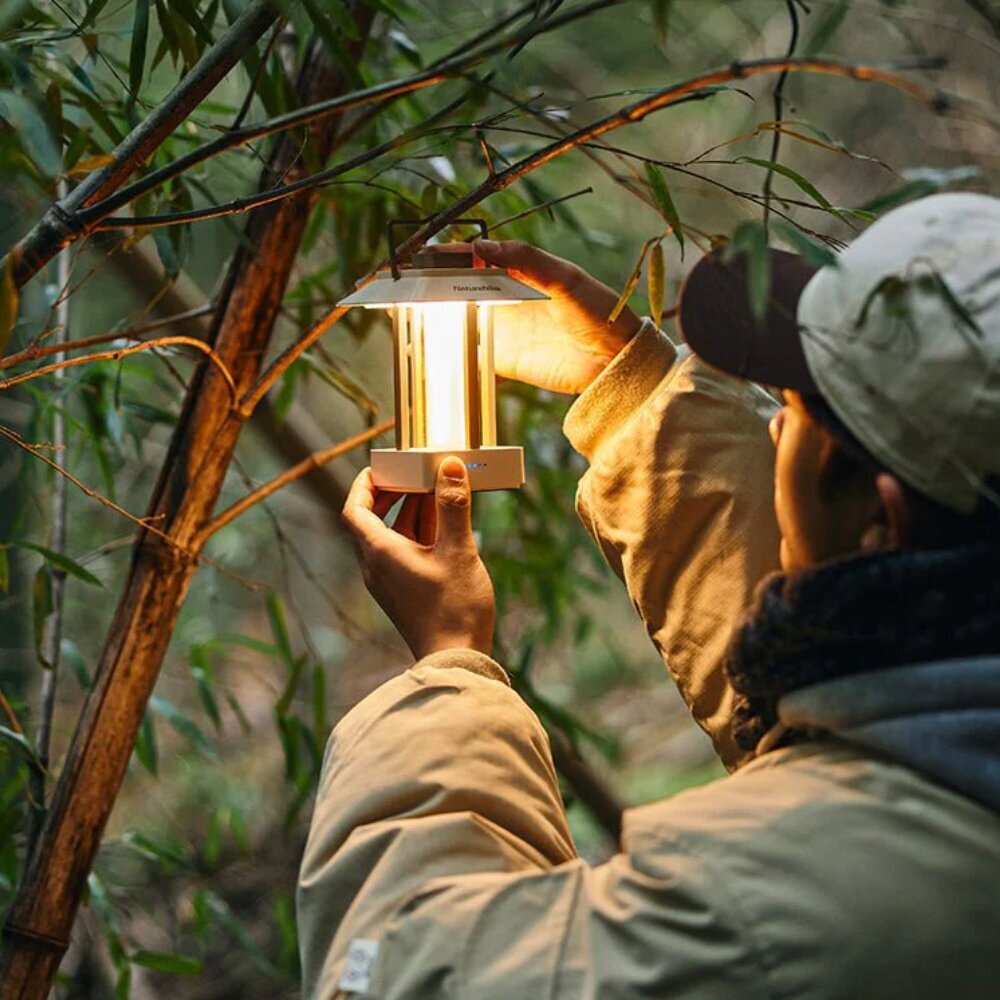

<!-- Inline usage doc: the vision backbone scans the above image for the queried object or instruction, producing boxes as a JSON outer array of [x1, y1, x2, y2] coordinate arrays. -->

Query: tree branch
[[762, 0, 802, 229], [242, 55, 957, 415], [198, 418, 394, 541], [8, 0, 282, 288], [0, 336, 238, 402]]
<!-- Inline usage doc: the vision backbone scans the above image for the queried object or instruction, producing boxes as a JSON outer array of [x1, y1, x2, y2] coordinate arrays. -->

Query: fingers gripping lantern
[[338, 220, 548, 492]]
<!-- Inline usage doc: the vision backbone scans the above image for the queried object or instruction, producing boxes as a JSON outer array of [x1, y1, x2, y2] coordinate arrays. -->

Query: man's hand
[[342, 457, 496, 660], [474, 239, 643, 395]]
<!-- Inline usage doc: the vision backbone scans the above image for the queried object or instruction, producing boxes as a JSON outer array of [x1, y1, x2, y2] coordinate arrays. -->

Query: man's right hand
[[474, 240, 642, 395]]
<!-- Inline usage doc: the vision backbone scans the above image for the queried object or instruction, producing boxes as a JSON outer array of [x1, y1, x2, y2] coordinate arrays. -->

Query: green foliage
[[0, 0, 992, 994]]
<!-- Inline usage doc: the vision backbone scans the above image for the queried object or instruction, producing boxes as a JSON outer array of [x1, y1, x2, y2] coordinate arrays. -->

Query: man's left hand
[[342, 457, 496, 660]]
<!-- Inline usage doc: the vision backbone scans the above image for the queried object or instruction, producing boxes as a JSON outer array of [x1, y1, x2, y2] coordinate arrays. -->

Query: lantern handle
[[387, 218, 490, 280]]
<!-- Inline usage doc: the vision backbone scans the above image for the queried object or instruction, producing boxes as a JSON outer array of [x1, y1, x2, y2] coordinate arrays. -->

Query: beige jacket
[[298, 321, 1000, 998]]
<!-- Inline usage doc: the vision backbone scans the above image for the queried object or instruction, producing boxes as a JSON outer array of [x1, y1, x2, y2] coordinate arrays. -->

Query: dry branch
[[0, 337, 237, 401], [199, 418, 394, 541]]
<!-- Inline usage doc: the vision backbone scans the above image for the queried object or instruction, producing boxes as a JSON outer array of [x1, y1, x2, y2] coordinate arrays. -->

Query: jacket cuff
[[414, 648, 511, 686], [563, 318, 679, 461]]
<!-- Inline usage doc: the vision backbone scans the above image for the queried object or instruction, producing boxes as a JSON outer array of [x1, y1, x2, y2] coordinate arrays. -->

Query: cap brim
[[678, 248, 818, 392]]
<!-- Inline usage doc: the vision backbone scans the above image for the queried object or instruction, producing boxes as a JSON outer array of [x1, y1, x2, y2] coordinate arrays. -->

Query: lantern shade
[[338, 264, 547, 493]]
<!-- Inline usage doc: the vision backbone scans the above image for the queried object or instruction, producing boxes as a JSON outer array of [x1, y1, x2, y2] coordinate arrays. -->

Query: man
[[297, 193, 1000, 998]]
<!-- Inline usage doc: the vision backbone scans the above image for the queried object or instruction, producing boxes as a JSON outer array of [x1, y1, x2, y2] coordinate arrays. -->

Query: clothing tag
[[338, 938, 380, 994]]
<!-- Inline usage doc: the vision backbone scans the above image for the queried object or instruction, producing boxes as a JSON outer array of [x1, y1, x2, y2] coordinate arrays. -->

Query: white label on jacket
[[339, 938, 380, 994]]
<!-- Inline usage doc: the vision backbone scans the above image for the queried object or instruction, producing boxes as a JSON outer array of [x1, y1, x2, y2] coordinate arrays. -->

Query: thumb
[[434, 456, 473, 548]]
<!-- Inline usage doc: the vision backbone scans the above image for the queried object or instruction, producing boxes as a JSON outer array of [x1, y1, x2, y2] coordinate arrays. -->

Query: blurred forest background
[[0, 0, 997, 995]]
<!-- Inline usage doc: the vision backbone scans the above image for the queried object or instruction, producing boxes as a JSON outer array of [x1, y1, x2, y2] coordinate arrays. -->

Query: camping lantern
[[338, 220, 548, 492]]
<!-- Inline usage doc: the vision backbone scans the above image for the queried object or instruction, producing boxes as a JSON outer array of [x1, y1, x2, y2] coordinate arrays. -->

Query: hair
[[800, 392, 1000, 549]]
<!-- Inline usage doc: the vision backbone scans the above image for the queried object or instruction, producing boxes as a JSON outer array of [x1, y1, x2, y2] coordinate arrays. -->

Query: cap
[[678, 193, 1000, 513]]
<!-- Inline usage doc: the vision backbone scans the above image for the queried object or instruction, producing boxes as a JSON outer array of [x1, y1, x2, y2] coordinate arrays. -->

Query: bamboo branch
[[82, 0, 625, 225], [762, 0, 802, 229], [8, 0, 282, 288], [30, 219, 71, 849], [0, 305, 214, 371], [0, 336, 237, 402], [198, 418, 394, 541], [242, 56, 958, 415]]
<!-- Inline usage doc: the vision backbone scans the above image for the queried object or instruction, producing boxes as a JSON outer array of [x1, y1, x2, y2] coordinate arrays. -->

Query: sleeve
[[296, 652, 764, 1000], [563, 319, 781, 769]]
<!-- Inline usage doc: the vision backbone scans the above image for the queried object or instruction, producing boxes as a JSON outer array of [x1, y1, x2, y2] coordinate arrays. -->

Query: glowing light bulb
[[416, 301, 469, 449]]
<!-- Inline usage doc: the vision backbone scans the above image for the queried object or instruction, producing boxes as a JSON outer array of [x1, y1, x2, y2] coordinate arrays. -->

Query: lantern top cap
[[337, 266, 549, 307]]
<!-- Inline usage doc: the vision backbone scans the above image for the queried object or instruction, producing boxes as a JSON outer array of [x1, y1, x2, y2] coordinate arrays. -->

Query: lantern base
[[371, 447, 524, 493]]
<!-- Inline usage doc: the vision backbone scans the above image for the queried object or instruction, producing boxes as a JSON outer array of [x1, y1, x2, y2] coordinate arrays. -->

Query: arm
[[476, 241, 780, 769], [298, 650, 761, 999], [566, 321, 780, 768]]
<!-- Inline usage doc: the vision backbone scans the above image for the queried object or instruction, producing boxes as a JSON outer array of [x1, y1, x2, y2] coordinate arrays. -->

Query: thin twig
[[80, 0, 625, 226], [232, 17, 287, 130], [242, 55, 956, 415], [0, 426, 180, 548], [763, 0, 802, 229], [490, 186, 593, 232], [30, 213, 71, 847], [0, 336, 237, 402], [0, 685, 24, 734], [0, 305, 214, 370], [198, 418, 394, 541]]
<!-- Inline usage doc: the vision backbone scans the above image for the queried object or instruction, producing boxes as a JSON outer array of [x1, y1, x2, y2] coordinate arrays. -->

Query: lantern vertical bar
[[392, 306, 409, 450], [464, 301, 482, 450], [478, 304, 497, 447], [410, 305, 427, 448]]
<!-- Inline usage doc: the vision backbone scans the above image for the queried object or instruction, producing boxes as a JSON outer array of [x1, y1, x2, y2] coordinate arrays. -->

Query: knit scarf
[[724, 543, 1000, 755]]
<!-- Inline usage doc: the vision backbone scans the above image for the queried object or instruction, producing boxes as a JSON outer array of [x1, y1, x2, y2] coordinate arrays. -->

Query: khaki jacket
[[298, 322, 1000, 998]]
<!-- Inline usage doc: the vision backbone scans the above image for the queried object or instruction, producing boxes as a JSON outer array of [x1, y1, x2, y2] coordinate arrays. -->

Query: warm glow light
[[415, 301, 468, 449]]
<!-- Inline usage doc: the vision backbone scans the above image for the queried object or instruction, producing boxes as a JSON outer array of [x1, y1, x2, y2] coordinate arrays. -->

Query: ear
[[861, 473, 913, 552]]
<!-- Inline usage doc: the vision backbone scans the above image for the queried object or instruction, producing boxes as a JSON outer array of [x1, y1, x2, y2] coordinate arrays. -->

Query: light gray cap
[[798, 192, 1000, 513]]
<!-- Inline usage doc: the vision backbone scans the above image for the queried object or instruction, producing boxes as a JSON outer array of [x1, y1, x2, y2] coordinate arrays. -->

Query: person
[[297, 192, 1000, 998]]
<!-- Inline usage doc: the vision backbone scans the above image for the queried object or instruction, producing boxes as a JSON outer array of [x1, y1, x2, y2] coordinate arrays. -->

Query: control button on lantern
[[338, 220, 548, 493]]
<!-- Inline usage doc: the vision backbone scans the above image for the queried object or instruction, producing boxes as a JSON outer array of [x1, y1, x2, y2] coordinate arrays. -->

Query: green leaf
[[149, 695, 217, 759], [17, 542, 103, 587], [773, 222, 839, 269], [0, 725, 40, 767], [803, 0, 851, 56], [647, 241, 665, 323], [0, 548, 8, 594], [32, 565, 53, 669], [129, 0, 150, 96], [135, 711, 157, 775], [643, 163, 683, 256], [266, 592, 294, 667], [131, 951, 202, 975], [738, 157, 847, 223], [725, 221, 771, 324], [0, 90, 61, 177], [190, 646, 221, 731], [651, 0, 674, 43], [122, 830, 187, 870], [860, 167, 981, 216], [61, 638, 92, 689], [0, 255, 18, 355]]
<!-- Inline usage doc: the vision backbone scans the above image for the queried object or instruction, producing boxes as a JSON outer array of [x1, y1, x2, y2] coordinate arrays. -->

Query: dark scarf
[[724, 543, 1000, 754]]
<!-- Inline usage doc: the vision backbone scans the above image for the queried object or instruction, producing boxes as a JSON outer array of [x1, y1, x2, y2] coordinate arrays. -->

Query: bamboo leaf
[[643, 162, 684, 256], [131, 951, 202, 975], [647, 241, 665, 323], [804, 0, 851, 56], [61, 638, 93, 690], [0, 90, 61, 178], [266, 592, 294, 668], [134, 711, 157, 775], [149, 695, 217, 759], [651, 0, 674, 43], [32, 566, 53, 669], [129, 0, 150, 96], [725, 221, 771, 324], [738, 156, 848, 223], [608, 237, 657, 323], [17, 542, 103, 587], [774, 222, 839, 270], [0, 255, 17, 354]]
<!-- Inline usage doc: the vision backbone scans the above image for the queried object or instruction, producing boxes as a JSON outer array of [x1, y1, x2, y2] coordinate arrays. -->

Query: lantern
[[338, 220, 548, 492]]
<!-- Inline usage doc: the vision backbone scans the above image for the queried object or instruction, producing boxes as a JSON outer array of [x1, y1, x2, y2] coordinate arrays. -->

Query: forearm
[[565, 320, 781, 769], [297, 652, 577, 995]]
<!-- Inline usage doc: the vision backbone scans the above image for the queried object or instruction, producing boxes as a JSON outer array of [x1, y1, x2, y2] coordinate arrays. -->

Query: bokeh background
[[1, 0, 997, 994]]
